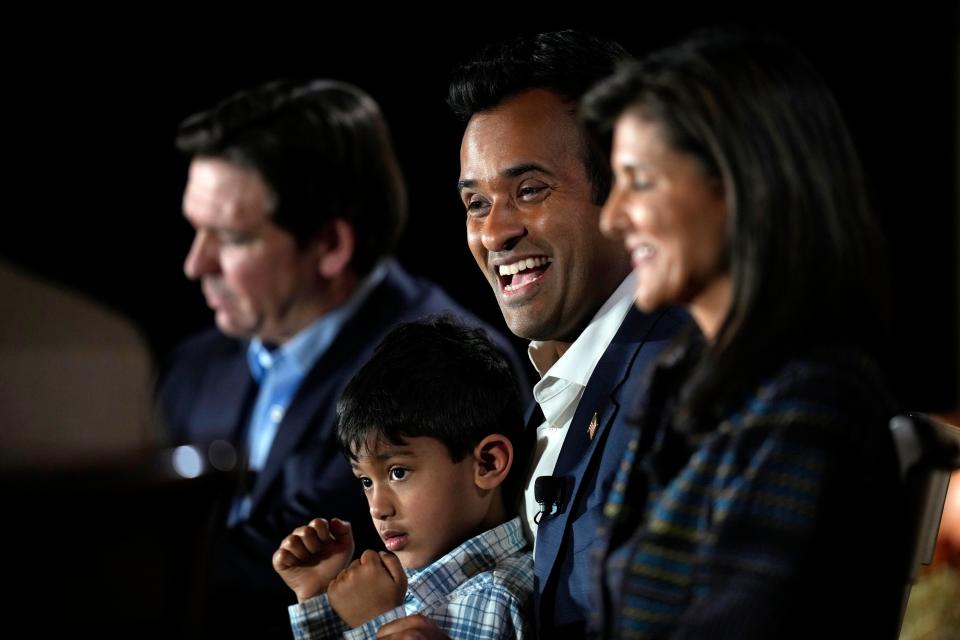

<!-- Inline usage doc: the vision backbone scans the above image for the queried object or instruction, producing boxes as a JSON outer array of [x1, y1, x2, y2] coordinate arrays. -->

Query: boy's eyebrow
[[350, 449, 416, 467]]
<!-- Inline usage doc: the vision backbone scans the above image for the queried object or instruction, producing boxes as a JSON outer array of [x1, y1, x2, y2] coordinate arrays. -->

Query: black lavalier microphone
[[533, 476, 565, 524]]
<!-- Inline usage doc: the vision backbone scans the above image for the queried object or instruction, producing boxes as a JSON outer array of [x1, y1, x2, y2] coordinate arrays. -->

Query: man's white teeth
[[633, 245, 655, 260], [497, 256, 552, 276]]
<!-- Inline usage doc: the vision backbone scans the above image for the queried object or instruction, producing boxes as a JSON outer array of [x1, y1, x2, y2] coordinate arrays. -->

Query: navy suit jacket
[[528, 305, 688, 636], [157, 261, 530, 637]]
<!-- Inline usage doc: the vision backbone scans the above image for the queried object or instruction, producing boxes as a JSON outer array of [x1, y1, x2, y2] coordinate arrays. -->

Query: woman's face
[[600, 110, 732, 339]]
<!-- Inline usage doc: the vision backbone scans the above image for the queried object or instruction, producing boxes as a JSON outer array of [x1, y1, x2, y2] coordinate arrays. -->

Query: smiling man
[[458, 87, 629, 345], [446, 31, 689, 636], [158, 79, 529, 640]]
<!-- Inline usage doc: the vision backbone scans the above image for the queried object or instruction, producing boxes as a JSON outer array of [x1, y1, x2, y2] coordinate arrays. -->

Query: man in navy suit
[[445, 31, 687, 636], [157, 79, 529, 639]]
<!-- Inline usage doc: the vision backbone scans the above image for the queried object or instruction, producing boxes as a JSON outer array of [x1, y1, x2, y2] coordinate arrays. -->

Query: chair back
[[888, 413, 960, 636]]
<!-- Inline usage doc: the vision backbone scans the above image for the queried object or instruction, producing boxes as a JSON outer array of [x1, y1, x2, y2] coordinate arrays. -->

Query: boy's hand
[[328, 550, 407, 628], [272, 517, 355, 602]]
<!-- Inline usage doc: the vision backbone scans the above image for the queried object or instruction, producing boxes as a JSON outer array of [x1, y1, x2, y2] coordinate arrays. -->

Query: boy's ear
[[314, 218, 355, 279], [472, 434, 513, 491]]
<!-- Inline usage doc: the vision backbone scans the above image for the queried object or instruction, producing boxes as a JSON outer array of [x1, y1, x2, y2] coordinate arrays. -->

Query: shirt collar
[[404, 517, 528, 602], [528, 271, 637, 386], [246, 259, 390, 381]]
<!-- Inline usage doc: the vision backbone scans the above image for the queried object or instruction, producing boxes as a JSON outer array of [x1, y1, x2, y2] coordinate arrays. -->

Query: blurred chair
[[889, 413, 960, 637], [2, 442, 240, 640], [0, 260, 159, 467]]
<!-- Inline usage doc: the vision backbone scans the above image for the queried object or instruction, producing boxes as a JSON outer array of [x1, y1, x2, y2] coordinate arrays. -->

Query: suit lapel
[[248, 357, 341, 509], [246, 263, 417, 512], [516, 401, 544, 488], [533, 308, 665, 589], [192, 351, 256, 444]]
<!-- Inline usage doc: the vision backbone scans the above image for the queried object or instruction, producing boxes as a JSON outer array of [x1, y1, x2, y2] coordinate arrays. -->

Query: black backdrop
[[3, 6, 957, 410]]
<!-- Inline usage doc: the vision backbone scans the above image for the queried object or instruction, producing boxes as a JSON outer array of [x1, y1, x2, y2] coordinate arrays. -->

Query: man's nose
[[480, 200, 527, 253], [183, 231, 220, 280]]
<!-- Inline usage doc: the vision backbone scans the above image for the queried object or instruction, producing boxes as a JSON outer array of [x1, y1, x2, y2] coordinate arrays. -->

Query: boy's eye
[[358, 477, 373, 490], [389, 467, 408, 481]]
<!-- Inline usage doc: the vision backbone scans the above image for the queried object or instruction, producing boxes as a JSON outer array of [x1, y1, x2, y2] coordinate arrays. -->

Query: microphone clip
[[533, 475, 565, 525]]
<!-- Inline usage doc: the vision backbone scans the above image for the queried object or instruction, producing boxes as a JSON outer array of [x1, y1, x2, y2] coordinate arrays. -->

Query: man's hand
[[272, 517, 355, 602], [376, 614, 451, 639], [328, 549, 407, 628]]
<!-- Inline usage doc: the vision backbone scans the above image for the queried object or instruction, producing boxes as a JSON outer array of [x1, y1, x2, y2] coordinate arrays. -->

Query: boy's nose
[[369, 488, 395, 519]]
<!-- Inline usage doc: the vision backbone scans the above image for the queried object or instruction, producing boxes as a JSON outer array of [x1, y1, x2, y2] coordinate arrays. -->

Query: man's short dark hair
[[447, 30, 630, 204], [176, 79, 406, 275], [336, 315, 524, 466]]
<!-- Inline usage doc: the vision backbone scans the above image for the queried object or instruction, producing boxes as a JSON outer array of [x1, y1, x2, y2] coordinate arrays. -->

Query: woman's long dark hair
[[583, 27, 890, 427]]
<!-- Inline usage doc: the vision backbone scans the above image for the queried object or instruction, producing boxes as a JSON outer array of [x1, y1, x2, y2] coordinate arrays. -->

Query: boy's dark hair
[[337, 315, 524, 467]]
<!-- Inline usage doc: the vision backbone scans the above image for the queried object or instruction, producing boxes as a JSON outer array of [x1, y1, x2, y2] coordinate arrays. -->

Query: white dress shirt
[[520, 273, 637, 545]]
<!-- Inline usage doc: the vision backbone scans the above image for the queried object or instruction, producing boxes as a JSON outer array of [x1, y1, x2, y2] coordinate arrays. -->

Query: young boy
[[272, 316, 532, 639]]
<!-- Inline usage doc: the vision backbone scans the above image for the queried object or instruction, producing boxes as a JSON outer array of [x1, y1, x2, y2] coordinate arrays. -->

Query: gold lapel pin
[[588, 412, 599, 441]]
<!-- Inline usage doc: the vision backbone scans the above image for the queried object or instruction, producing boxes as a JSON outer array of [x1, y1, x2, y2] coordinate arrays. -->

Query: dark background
[[3, 7, 957, 411]]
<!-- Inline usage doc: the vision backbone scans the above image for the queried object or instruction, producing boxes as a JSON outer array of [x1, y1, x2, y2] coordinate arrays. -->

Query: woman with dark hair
[[581, 28, 907, 638]]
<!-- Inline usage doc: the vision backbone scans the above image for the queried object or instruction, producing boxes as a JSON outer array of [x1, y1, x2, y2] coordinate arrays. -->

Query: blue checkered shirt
[[289, 517, 533, 639]]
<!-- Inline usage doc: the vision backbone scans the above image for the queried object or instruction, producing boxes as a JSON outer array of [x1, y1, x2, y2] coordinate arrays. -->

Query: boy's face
[[351, 436, 488, 570]]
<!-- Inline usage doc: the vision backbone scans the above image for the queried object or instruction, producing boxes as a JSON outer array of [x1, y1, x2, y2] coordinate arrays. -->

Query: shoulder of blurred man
[[156, 259, 531, 444]]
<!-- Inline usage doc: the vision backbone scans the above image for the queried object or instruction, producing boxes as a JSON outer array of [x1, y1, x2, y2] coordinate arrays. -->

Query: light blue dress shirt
[[229, 261, 388, 524]]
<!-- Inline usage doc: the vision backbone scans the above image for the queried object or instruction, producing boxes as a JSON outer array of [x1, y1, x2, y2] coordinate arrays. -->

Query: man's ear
[[315, 218, 355, 279], [472, 434, 513, 491]]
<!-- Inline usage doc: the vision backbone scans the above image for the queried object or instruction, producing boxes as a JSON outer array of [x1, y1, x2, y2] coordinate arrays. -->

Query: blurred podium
[[2, 442, 240, 639]]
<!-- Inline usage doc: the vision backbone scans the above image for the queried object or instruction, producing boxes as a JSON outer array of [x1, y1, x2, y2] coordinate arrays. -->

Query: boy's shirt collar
[[404, 516, 528, 603]]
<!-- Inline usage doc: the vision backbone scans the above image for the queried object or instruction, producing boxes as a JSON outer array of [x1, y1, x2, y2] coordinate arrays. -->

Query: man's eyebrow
[[504, 162, 553, 179], [457, 163, 554, 193]]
